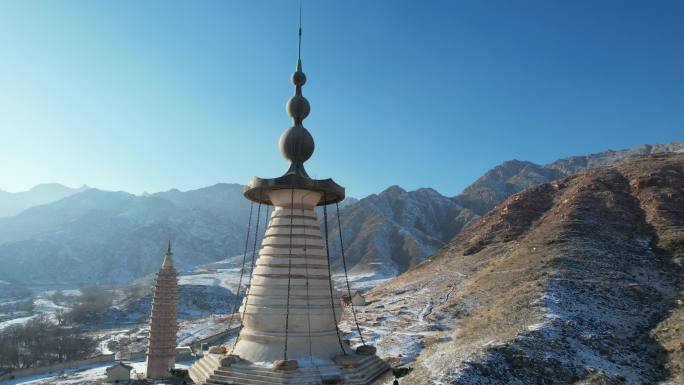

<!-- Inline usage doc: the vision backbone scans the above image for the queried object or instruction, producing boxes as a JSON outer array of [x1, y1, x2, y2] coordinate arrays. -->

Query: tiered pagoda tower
[[189, 18, 389, 385], [146, 242, 179, 379]]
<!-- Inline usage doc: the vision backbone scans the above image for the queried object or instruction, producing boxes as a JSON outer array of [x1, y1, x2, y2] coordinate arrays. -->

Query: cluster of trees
[[0, 317, 97, 370], [0, 288, 34, 315], [0, 282, 150, 372], [48, 290, 77, 307], [0, 298, 34, 314], [1, 288, 33, 299], [53, 286, 113, 325], [122, 281, 149, 301]]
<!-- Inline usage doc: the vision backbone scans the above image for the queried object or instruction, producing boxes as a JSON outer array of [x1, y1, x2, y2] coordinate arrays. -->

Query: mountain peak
[[381, 185, 407, 195], [29, 182, 70, 191], [0, 183, 92, 217]]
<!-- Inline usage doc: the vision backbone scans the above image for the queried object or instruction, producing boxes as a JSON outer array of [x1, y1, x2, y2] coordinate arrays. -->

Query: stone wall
[[0, 347, 195, 382], [0, 353, 116, 381], [189, 325, 240, 352]]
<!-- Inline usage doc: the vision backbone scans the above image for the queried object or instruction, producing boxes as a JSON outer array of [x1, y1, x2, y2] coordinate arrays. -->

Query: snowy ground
[[178, 265, 242, 291], [0, 255, 393, 333], [1, 255, 395, 384], [0, 315, 35, 330], [333, 271, 394, 292], [177, 315, 238, 346], [0, 258, 244, 332], [0, 297, 66, 331], [2, 360, 195, 385], [339, 286, 440, 367], [197, 256, 395, 293]]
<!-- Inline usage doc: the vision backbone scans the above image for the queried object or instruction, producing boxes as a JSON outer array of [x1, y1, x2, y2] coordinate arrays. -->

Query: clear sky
[[0, 1, 682, 198]]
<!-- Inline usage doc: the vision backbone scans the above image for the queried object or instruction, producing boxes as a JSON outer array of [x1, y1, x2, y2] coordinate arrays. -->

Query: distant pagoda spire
[[162, 240, 173, 268], [146, 242, 179, 379]]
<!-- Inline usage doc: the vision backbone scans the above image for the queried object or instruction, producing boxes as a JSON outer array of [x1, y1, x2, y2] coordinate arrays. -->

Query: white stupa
[[189, 18, 389, 385]]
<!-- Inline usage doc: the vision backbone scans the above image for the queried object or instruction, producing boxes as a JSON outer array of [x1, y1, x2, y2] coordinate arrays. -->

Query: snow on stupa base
[[189, 349, 389, 385]]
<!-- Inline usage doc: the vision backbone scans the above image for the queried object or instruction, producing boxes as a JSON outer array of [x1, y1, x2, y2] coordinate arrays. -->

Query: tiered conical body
[[233, 188, 350, 362], [146, 247, 179, 379]]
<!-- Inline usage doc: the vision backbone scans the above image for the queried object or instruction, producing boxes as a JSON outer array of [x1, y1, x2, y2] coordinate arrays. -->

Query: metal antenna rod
[[298, 0, 302, 61]]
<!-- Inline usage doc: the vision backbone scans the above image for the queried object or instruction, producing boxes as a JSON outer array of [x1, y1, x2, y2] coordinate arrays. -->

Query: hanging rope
[[231, 199, 264, 354], [336, 202, 367, 346], [323, 193, 347, 355], [301, 193, 314, 361], [301, 192, 325, 384], [283, 188, 295, 361], [225, 201, 254, 333]]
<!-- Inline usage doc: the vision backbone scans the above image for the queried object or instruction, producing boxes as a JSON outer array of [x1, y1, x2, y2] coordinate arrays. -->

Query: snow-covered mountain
[[0, 184, 248, 287], [327, 186, 478, 280], [0, 183, 89, 218], [0, 143, 681, 289]]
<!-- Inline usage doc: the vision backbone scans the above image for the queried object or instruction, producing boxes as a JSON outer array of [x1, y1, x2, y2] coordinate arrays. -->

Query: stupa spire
[[280, 5, 314, 178], [298, 1, 302, 62], [243, 0, 344, 206], [162, 240, 173, 268]]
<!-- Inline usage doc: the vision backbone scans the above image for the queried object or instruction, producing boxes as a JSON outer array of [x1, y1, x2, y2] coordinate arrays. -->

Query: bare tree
[[54, 308, 67, 326], [0, 316, 97, 370]]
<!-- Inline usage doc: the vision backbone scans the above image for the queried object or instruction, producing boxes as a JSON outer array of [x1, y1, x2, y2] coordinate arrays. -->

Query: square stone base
[[189, 352, 389, 385]]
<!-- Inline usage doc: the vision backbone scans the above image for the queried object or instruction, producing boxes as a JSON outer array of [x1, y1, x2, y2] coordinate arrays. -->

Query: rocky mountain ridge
[[333, 142, 684, 283], [457, 142, 684, 215], [0, 183, 89, 218], [0, 142, 681, 289], [360, 153, 684, 385], [0, 184, 248, 287]]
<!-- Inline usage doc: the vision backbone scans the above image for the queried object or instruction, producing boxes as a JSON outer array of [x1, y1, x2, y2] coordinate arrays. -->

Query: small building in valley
[[176, 346, 194, 361], [106, 362, 133, 383]]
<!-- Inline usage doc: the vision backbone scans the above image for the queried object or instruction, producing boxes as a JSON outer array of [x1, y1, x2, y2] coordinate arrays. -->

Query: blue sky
[[0, 1, 682, 198]]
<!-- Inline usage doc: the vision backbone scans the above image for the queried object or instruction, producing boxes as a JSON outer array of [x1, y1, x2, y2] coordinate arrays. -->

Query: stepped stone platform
[[189, 352, 389, 385]]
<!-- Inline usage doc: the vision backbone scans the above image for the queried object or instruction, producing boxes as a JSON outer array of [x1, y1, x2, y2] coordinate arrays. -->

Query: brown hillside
[[349, 153, 684, 385]]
